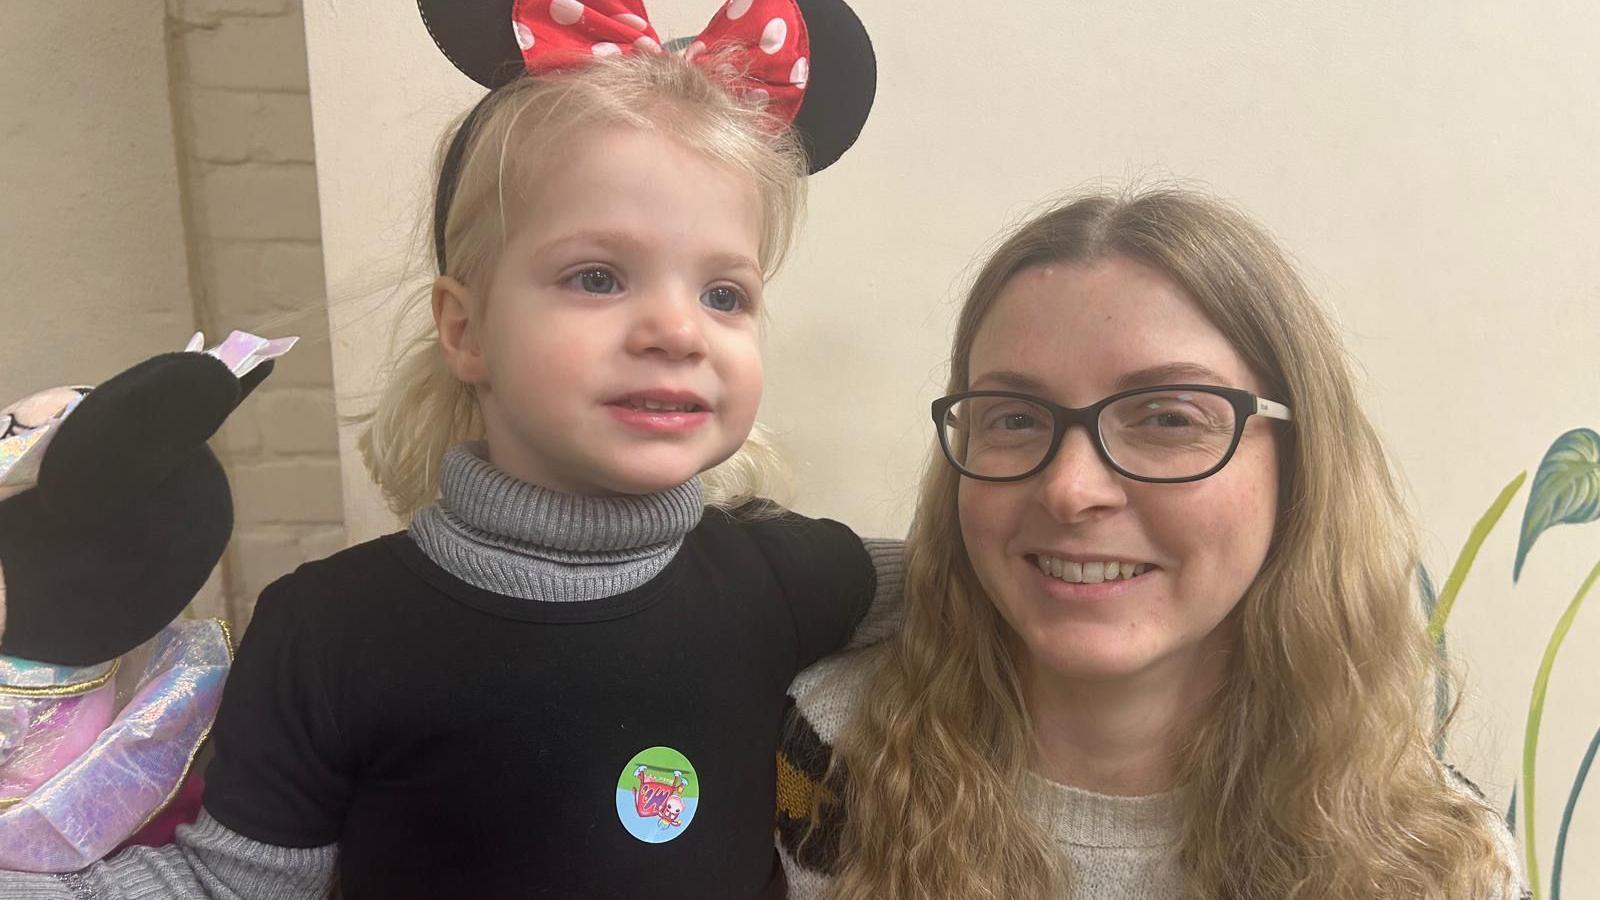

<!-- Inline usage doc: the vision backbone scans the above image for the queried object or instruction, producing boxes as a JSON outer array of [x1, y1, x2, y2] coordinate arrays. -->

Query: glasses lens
[[1100, 388, 1238, 479], [941, 395, 1056, 479]]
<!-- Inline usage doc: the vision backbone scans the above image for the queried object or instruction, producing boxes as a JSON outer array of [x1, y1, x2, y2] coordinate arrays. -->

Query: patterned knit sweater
[[775, 647, 1530, 900]]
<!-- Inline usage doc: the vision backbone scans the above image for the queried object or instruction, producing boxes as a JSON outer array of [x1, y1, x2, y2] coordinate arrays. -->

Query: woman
[[777, 188, 1525, 899]]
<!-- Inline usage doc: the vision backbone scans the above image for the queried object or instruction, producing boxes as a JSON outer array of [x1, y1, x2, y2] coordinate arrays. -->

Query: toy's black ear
[[0, 448, 232, 665], [418, 0, 524, 89], [790, 0, 876, 174], [238, 358, 275, 402], [36, 353, 247, 527]]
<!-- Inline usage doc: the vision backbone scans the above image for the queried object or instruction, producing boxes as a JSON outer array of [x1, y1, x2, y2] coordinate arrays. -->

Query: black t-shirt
[[202, 507, 875, 899]]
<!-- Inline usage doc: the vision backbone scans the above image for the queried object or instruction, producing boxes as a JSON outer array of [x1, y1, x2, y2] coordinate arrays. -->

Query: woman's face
[[957, 256, 1280, 686]]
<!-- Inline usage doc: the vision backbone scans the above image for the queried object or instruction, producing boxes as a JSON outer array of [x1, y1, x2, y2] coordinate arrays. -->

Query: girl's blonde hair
[[359, 51, 807, 519], [826, 188, 1514, 899]]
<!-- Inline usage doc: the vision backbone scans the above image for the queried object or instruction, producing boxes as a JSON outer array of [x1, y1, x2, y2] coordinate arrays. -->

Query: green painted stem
[[1522, 558, 1600, 900], [1428, 472, 1527, 642]]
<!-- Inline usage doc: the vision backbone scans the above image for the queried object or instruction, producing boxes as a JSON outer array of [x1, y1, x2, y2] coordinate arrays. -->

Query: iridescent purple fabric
[[0, 618, 231, 872]]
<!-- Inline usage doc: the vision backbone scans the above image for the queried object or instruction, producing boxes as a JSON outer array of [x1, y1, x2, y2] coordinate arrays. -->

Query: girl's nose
[[626, 291, 708, 361]]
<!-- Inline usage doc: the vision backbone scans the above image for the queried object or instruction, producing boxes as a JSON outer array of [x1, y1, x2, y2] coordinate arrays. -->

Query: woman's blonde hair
[[826, 187, 1514, 899], [359, 51, 806, 519]]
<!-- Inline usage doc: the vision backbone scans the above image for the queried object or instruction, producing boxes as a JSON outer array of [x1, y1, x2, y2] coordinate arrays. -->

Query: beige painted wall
[[306, 1, 1600, 890], [2, 0, 344, 628], [165, 0, 345, 628], [0, 0, 195, 397]]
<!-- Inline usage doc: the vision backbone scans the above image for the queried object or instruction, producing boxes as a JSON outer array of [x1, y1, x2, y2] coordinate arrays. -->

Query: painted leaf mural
[[1551, 724, 1600, 900], [1424, 426, 1600, 900], [1419, 564, 1453, 760], [1514, 428, 1600, 582]]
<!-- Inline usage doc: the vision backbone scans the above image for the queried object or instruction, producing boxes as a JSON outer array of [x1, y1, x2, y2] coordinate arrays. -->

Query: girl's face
[[441, 125, 766, 496], [956, 256, 1280, 689]]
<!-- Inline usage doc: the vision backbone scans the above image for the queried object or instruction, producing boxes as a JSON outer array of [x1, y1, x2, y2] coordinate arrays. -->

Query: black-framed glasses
[[933, 384, 1293, 484]]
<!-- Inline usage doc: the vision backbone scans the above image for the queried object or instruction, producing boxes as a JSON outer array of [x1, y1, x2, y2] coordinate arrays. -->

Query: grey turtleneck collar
[[408, 442, 704, 602]]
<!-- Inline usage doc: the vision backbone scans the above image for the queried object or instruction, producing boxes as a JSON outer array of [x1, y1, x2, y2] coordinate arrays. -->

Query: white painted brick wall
[[166, 0, 344, 629]]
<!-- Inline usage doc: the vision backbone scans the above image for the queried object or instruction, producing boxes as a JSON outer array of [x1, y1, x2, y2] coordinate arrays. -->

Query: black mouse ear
[[237, 358, 275, 403], [36, 353, 241, 526], [418, 0, 526, 88], [789, 0, 875, 174]]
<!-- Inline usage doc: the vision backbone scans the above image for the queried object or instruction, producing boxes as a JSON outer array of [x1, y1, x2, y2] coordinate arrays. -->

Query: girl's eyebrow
[[532, 230, 759, 275], [533, 229, 646, 258], [704, 251, 762, 278]]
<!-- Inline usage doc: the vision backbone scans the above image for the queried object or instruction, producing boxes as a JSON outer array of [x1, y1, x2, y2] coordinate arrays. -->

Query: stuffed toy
[[0, 331, 294, 872]]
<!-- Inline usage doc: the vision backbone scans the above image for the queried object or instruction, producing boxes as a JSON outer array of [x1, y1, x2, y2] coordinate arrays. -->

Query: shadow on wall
[[1424, 427, 1600, 900]]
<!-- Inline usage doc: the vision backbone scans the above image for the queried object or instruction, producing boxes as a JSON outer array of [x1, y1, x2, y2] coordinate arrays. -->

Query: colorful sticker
[[615, 746, 699, 843]]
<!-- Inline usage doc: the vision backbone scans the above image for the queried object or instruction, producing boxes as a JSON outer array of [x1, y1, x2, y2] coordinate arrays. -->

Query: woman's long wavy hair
[[826, 188, 1514, 899], [357, 51, 806, 520]]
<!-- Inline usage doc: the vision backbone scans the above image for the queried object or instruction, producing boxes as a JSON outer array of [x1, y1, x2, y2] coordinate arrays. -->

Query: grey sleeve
[[0, 811, 338, 900], [845, 538, 905, 650]]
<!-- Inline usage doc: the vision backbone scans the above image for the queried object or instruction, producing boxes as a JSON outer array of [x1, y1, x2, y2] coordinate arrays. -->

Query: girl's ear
[[433, 275, 489, 385]]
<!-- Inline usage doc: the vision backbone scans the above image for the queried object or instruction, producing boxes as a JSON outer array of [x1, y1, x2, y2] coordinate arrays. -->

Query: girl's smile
[[604, 389, 714, 434]]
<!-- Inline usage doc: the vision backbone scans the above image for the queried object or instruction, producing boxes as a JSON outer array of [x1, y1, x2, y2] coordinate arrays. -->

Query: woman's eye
[[700, 285, 748, 313], [568, 268, 621, 295], [984, 410, 1042, 432]]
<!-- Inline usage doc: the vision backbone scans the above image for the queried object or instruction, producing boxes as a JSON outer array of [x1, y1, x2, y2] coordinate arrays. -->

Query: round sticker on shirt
[[615, 746, 699, 843]]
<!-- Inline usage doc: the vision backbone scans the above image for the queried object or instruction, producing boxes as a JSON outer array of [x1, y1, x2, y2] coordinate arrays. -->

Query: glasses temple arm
[[1255, 397, 1293, 422]]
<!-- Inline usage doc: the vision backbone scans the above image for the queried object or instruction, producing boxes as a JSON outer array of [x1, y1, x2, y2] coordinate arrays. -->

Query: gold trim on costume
[[0, 659, 120, 698], [0, 619, 235, 828]]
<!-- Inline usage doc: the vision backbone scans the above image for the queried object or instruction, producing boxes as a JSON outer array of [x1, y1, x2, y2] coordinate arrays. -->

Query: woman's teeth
[[1034, 555, 1151, 584]]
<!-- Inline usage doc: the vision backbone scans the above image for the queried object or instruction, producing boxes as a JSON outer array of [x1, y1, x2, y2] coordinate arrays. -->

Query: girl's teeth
[[1082, 561, 1105, 584], [634, 399, 696, 412]]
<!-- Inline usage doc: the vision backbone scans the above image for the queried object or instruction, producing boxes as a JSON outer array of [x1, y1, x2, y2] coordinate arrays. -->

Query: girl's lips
[[604, 403, 710, 434]]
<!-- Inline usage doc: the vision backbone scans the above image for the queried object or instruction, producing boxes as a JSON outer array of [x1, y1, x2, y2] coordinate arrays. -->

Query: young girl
[[0, 2, 892, 898]]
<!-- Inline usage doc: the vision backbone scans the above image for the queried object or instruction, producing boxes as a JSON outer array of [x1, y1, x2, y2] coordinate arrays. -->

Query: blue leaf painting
[[1507, 784, 1518, 836], [1551, 724, 1600, 900], [1514, 429, 1600, 582], [1419, 563, 1440, 619], [1418, 564, 1451, 759]]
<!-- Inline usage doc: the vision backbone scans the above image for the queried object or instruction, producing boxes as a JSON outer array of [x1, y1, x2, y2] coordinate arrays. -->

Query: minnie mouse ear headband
[[417, 0, 877, 272]]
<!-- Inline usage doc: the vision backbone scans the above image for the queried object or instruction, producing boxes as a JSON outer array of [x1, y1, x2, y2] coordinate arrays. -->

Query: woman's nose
[[1036, 426, 1127, 523]]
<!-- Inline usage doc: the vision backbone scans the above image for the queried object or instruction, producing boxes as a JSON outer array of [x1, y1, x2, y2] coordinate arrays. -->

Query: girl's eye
[[700, 285, 749, 314], [568, 268, 621, 295]]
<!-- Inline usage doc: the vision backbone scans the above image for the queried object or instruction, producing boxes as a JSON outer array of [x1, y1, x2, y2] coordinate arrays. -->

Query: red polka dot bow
[[419, 0, 874, 175], [510, 0, 811, 122]]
